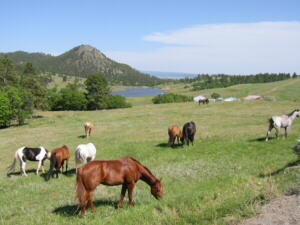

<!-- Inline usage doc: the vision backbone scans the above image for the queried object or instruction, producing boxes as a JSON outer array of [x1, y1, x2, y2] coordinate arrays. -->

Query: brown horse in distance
[[84, 122, 94, 138], [76, 157, 163, 216], [198, 99, 209, 105], [47, 145, 70, 180], [168, 125, 183, 147]]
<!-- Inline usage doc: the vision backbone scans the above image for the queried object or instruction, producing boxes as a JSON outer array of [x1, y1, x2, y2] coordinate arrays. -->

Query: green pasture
[[0, 99, 300, 225], [158, 77, 300, 102]]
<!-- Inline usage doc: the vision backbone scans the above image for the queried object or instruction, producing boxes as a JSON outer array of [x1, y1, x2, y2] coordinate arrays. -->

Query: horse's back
[[80, 159, 138, 186], [53, 145, 70, 160], [168, 125, 181, 136], [76, 143, 96, 158], [84, 122, 93, 128]]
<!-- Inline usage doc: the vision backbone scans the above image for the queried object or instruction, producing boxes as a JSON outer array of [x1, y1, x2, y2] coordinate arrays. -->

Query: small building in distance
[[193, 95, 207, 102], [244, 94, 262, 100], [224, 97, 238, 102]]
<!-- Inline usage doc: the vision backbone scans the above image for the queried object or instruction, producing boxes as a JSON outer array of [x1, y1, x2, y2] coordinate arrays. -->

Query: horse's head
[[46, 151, 52, 159], [296, 109, 300, 117], [180, 136, 184, 144], [151, 178, 163, 199]]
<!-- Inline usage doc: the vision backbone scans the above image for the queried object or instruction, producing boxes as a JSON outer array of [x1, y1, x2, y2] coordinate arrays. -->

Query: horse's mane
[[287, 109, 300, 117], [127, 157, 155, 177]]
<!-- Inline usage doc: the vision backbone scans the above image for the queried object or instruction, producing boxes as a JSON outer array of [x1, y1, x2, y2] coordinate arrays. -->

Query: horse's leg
[[22, 162, 27, 176], [89, 128, 92, 137], [61, 160, 65, 173], [41, 159, 45, 173], [80, 199, 87, 217], [118, 183, 128, 208], [127, 183, 135, 206], [284, 127, 289, 139], [87, 191, 95, 212], [275, 128, 280, 139], [172, 137, 176, 147], [265, 124, 273, 141], [36, 160, 42, 175], [65, 160, 68, 174]]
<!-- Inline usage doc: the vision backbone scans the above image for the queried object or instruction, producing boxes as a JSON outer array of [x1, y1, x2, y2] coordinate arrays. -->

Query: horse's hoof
[[128, 202, 135, 207]]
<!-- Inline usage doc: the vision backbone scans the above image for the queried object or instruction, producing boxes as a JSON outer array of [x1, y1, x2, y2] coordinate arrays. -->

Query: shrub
[[211, 92, 221, 99], [49, 88, 87, 111], [107, 95, 132, 109], [0, 86, 33, 126], [152, 93, 193, 104], [0, 92, 12, 128]]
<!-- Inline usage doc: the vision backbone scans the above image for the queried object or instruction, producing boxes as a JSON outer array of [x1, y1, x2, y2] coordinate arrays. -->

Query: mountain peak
[[69, 44, 106, 60], [1, 45, 162, 85]]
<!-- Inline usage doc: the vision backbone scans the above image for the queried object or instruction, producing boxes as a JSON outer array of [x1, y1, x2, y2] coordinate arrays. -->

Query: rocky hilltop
[[1, 45, 162, 86]]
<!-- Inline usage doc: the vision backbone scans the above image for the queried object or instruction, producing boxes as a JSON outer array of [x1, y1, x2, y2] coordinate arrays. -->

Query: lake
[[112, 88, 165, 97]]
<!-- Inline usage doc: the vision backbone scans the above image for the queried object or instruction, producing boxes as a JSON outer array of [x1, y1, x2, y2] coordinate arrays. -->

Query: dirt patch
[[239, 194, 300, 225]]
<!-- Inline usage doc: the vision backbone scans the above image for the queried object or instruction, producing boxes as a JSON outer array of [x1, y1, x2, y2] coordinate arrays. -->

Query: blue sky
[[1, 0, 300, 74]]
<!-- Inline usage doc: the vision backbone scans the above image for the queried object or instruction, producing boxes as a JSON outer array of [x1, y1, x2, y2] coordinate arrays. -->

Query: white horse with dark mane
[[265, 109, 300, 141], [75, 143, 96, 169], [7, 146, 51, 176]]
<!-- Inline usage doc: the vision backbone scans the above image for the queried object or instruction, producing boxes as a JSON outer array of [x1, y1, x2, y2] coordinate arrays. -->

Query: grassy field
[[1, 78, 300, 225], [157, 77, 300, 102]]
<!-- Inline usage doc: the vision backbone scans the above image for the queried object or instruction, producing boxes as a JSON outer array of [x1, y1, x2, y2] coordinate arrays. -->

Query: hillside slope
[[163, 77, 300, 102], [1, 45, 162, 86]]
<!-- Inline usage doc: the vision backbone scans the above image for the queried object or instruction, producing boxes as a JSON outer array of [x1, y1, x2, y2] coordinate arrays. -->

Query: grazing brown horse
[[198, 99, 209, 105], [47, 145, 70, 180], [84, 122, 94, 138], [168, 125, 183, 147], [76, 157, 163, 216]]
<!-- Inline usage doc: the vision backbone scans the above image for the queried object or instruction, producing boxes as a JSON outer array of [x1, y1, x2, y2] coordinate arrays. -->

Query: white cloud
[[107, 21, 300, 74]]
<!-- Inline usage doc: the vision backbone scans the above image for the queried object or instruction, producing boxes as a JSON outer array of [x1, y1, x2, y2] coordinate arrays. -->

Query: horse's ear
[[160, 178, 163, 182]]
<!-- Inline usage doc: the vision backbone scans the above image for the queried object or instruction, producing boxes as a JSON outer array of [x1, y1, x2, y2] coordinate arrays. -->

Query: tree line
[[177, 73, 296, 91], [0, 56, 131, 128]]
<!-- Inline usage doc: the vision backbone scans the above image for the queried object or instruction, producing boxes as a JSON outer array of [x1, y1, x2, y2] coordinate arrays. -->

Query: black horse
[[181, 122, 196, 146]]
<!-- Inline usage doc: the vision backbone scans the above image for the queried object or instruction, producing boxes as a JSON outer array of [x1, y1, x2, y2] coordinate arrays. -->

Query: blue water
[[112, 88, 165, 97]]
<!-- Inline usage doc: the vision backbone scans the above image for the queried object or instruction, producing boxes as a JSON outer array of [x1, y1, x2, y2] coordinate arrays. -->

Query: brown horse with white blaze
[[84, 122, 94, 138], [47, 145, 70, 180], [76, 157, 163, 216]]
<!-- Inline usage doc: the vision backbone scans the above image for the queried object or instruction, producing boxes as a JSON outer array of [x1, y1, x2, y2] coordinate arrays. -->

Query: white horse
[[7, 146, 51, 176], [75, 143, 96, 169], [266, 109, 300, 141]]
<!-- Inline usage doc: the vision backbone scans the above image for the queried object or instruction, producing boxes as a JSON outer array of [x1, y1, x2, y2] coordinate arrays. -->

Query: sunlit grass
[[0, 100, 299, 225]]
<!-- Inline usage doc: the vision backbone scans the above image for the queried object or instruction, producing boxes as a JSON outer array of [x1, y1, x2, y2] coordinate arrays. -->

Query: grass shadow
[[42, 168, 77, 181], [156, 143, 183, 149], [53, 199, 118, 217], [248, 136, 276, 142], [64, 168, 76, 177], [259, 159, 300, 177], [7, 169, 37, 177], [78, 135, 86, 139]]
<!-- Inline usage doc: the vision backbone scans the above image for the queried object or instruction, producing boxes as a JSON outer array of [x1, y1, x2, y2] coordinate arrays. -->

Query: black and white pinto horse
[[7, 147, 50, 176], [181, 121, 197, 146], [75, 143, 96, 170], [265, 109, 300, 141]]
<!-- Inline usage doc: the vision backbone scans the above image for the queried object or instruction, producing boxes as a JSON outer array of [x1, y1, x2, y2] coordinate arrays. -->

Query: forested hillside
[[1, 45, 163, 86]]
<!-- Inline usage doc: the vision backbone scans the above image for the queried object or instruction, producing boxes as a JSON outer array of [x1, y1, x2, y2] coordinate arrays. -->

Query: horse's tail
[[47, 152, 57, 180], [7, 151, 18, 173], [76, 167, 87, 206]]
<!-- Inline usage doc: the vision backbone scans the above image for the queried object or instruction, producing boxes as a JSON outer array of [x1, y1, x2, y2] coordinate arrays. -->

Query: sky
[[1, 0, 300, 74]]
